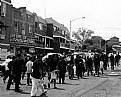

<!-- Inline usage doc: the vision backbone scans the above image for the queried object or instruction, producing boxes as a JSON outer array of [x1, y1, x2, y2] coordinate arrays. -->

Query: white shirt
[[1, 58, 12, 70], [26, 60, 33, 73]]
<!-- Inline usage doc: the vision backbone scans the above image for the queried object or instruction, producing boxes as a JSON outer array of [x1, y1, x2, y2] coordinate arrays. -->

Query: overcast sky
[[11, 0, 121, 40]]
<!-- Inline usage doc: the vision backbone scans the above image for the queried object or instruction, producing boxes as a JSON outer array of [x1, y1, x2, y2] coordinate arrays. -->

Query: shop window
[[1, 2, 6, 17]]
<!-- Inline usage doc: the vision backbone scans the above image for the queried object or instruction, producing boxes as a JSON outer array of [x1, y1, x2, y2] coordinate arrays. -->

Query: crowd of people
[[0, 51, 120, 97]]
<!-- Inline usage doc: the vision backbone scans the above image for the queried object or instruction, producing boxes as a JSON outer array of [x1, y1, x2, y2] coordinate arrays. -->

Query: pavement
[[0, 65, 121, 97]]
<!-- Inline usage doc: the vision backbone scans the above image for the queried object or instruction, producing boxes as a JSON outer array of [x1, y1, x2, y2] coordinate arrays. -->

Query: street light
[[70, 17, 85, 39]]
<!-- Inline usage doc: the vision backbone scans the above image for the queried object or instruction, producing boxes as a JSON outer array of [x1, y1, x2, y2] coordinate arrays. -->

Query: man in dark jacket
[[75, 55, 84, 79], [57, 56, 67, 84], [86, 56, 93, 76], [12, 54, 25, 92], [94, 53, 100, 77], [31, 54, 45, 97]]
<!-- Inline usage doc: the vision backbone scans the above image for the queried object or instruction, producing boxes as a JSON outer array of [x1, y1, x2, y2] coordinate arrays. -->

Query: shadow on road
[[51, 87, 65, 90], [17, 91, 30, 94]]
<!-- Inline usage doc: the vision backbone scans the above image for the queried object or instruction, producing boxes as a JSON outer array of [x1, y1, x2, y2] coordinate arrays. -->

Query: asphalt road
[[0, 65, 121, 97]]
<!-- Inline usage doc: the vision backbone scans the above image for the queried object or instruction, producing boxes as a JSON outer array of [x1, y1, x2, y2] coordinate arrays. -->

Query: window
[[0, 27, 6, 39], [26, 14, 30, 18], [53, 26, 56, 31], [62, 30, 65, 35], [29, 25, 32, 35], [35, 22, 38, 30], [14, 21, 18, 32], [1, 2, 6, 17], [22, 23, 25, 35], [39, 23, 43, 31], [22, 29, 25, 35], [22, 23, 25, 30]]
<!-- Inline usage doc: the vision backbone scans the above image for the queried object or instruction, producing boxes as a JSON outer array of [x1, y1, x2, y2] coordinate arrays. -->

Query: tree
[[72, 27, 94, 43], [84, 39, 93, 45], [78, 28, 94, 42]]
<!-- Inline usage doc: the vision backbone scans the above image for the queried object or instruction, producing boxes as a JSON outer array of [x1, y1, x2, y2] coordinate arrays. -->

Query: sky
[[11, 0, 121, 41]]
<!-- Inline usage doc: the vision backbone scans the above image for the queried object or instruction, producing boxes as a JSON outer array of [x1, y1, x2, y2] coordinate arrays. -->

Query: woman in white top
[[26, 56, 33, 86], [1, 56, 12, 83]]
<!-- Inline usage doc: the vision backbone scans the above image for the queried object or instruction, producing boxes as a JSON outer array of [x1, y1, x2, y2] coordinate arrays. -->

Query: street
[[0, 65, 121, 97]]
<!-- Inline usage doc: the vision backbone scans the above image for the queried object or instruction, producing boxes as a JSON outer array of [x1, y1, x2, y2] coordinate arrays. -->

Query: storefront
[[0, 43, 11, 61], [10, 34, 35, 56]]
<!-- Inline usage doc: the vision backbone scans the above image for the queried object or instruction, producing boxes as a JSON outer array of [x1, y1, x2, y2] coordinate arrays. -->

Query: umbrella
[[42, 53, 63, 62]]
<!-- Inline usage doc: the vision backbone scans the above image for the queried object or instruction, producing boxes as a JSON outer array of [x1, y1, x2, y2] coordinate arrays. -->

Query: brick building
[[46, 18, 70, 54], [34, 13, 53, 54], [10, 7, 35, 55], [0, 0, 12, 60]]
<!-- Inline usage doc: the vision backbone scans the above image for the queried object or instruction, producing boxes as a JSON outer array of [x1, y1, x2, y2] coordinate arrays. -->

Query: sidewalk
[[0, 65, 121, 97]]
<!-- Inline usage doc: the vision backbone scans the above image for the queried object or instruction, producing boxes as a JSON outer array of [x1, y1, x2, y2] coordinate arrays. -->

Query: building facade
[[10, 7, 35, 55], [34, 13, 53, 54], [107, 36, 119, 46], [46, 18, 70, 54], [0, 1, 77, 59], [0, 0, 12, 60]]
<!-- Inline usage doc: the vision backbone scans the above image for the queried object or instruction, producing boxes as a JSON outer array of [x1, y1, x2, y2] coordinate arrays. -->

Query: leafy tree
[[72, 27, 94, 43], [84, 39, 93, 45]]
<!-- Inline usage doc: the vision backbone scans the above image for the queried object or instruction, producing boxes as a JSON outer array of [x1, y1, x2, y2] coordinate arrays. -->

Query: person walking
[[67, 55, 74, 79], [115, 52, 120, 67], [86, 56, 93, 76], [31, 54, 45, 97], [12, 54, 25, 92], [46, 54, 59, 89], [57, 56, 67, 84], [26, 56, 33, 86], [103, 53, 108, 70], [94, 53, 100, 77], [2, 56, 12, 83], [6, 56, 16, 90], [75, 55, 84, 79], [110, 53, 115, 70]]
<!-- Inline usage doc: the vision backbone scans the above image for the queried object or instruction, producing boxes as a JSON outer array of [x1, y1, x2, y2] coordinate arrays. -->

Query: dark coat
[[58, 59, 67, 73], [12, 57, 25, 75], [31, 59, 43, 79], [86, 57, 93, 68]]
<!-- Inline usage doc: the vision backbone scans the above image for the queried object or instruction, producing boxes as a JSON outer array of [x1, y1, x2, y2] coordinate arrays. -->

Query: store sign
[[10, 34, 35, 44]]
